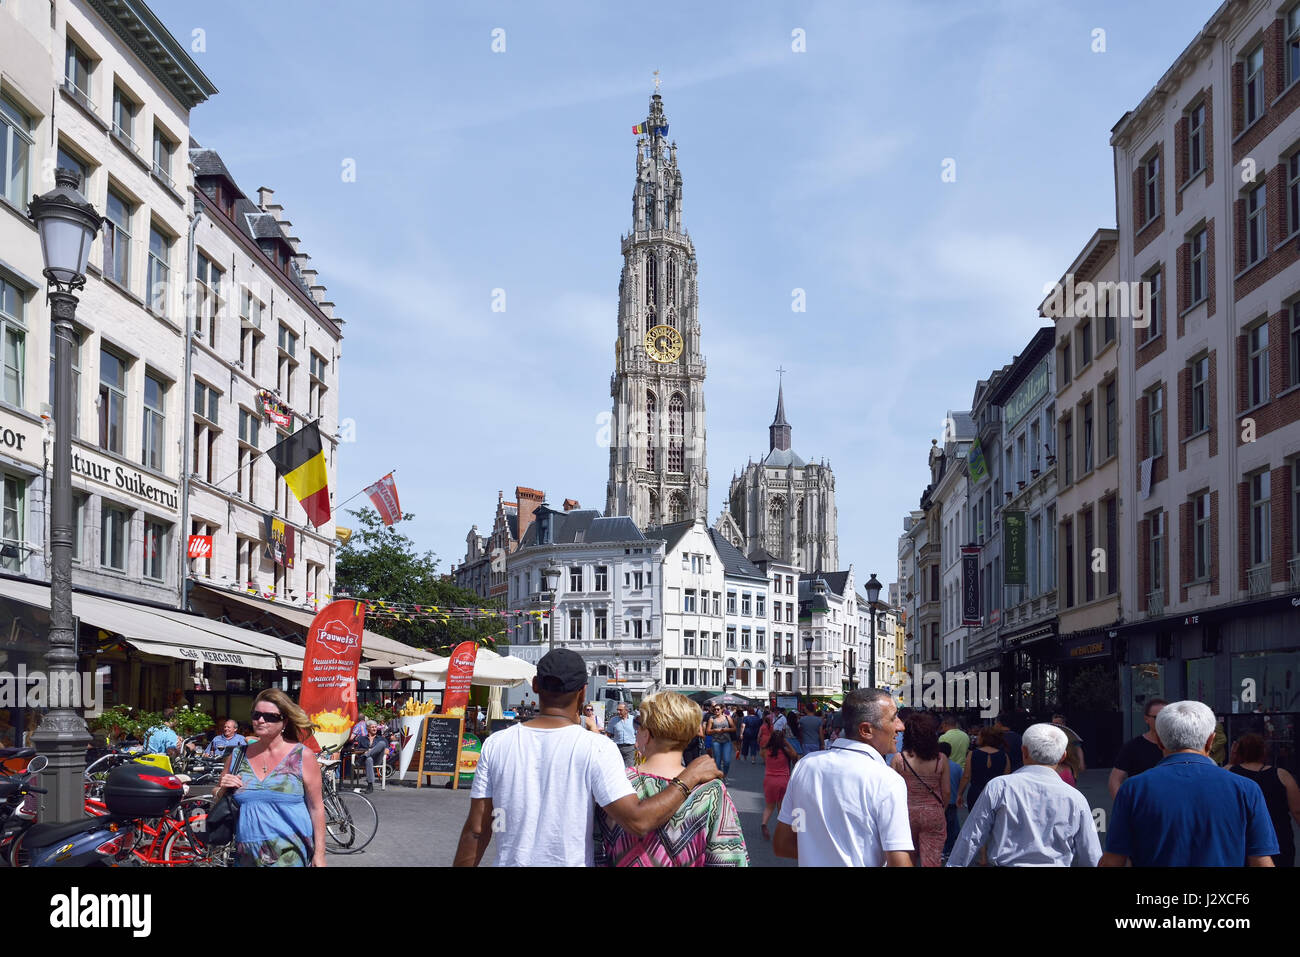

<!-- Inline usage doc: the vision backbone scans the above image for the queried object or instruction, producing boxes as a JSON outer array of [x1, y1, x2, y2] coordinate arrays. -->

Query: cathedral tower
[[606, 92, 707, 527]]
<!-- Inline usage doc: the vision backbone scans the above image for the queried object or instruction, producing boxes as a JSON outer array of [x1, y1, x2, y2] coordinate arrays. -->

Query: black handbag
[[204, 745, 245, 847]]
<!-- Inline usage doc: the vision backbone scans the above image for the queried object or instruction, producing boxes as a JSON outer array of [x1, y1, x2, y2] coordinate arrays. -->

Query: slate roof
[[190, 148, 236, 182], [948, 411, 977, 439], [761, 448, 807, 468], [707, 529, 767, 582], [519, 509, 646, 546], [642, 520, 697, 554], [800, 570, 851, 598], [746, 546, 779, 564]]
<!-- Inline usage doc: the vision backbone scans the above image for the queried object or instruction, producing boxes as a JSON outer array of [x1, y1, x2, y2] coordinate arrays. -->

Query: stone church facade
[[605, 93, 708, 528], [717, 384, 838, 574]]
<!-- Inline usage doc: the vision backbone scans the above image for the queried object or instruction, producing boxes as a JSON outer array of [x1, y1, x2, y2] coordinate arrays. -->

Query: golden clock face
[[644, 324, 684, 363]]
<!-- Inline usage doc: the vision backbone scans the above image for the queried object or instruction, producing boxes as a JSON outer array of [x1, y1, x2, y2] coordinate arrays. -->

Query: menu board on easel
[[415, 715, 464, 789]]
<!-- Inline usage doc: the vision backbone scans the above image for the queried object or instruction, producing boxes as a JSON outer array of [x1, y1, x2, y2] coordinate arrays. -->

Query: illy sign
[[186, 535, 213, 559]]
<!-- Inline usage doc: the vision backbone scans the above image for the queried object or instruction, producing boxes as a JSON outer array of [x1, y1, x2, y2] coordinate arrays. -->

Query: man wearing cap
[[453, 649, 722, 866]]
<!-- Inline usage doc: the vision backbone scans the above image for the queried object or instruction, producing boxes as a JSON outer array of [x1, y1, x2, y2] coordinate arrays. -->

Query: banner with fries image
[[298, 599, 367, 752], [398, 698, 436, 779]]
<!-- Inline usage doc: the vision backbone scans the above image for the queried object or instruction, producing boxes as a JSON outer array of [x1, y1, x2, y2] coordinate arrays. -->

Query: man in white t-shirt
[[453, 649, 721, 866], [773, 688, 913, 867]]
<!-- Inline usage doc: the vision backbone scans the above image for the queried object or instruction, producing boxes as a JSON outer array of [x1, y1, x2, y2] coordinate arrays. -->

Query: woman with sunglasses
[[580, 704, 602, 733], [215, 688, 326, 867]]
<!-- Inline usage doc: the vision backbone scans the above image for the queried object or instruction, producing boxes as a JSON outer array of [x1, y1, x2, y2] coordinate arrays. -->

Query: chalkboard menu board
[[415, 715, 464, 788], [488, 718, 515, 736]]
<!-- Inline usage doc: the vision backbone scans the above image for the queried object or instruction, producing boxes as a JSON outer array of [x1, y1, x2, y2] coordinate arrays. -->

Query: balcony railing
[[1146, 591, 1164, 618], [1290, 557, 1300, 590], [1247, 567, 1271, 598], [63, 78, 98, 116]]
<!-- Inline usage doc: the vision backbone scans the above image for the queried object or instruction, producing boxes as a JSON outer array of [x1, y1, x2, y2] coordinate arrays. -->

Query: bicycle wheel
[[324, 790, 378, 854]]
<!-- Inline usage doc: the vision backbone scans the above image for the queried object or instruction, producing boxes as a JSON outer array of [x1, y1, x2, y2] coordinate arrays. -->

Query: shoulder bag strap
[[903, 753, 945, 807]]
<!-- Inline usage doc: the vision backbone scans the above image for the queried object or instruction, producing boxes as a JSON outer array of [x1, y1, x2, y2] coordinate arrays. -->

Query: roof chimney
[[257, 186, 274, 209], [319, 300, 335, 318], [562, 498, 580, 512], [309, 284, 327, 304]]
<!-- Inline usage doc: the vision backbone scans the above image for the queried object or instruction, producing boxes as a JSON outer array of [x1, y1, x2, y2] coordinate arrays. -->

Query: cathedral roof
[[707, 530, 767, 583], [761, 448, 806, 468]]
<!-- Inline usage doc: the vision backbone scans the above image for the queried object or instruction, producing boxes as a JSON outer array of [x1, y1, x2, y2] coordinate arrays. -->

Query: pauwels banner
[[441, 641, 478, 717], [961, 546, 982, 626], [299, 600, 366, 752]]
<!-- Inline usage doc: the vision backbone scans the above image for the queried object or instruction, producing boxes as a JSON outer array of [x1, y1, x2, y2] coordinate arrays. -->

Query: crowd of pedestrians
[[453, 649, 1297, 868]]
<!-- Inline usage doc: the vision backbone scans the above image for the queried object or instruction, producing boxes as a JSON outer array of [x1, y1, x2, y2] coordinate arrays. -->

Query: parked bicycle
[[317, 744, 379, 854]]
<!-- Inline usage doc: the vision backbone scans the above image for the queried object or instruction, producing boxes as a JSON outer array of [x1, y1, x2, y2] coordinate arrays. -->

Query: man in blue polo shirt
[[1101, 700, 1277, 867]]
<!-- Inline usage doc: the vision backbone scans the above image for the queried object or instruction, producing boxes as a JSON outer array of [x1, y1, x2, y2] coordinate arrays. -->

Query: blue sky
[[152, 0, 1219, 586]]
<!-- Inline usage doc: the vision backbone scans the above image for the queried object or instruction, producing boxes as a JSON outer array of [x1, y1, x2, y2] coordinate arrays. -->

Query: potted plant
[[172, 702, 214, 740]]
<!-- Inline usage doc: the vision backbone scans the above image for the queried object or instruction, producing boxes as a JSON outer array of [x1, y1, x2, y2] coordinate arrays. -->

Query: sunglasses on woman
[[250, 710, 284, 723]]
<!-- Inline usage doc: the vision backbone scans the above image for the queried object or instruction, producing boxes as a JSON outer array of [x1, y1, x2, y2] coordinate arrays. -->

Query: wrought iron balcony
[[1146, 591, 1164, 617], [1247, 566, 1271, 598]]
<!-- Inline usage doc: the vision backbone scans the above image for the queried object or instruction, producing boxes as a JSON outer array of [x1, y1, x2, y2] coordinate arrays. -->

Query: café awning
[[0, 577, 281, 672]]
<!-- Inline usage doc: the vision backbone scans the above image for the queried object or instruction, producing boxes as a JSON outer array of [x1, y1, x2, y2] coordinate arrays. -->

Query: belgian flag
[[267, 421, 330, 527]]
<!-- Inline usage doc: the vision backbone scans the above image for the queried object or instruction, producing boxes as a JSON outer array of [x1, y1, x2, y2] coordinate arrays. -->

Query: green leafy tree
[[335, 507, 504, 653]]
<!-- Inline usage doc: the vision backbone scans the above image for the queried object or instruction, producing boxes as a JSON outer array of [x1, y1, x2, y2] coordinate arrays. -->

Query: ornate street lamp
[[802, 632, 814, 701], [865, 572, 883, 692], [28, 169, 103, 822], [541, 564, 562, 651]]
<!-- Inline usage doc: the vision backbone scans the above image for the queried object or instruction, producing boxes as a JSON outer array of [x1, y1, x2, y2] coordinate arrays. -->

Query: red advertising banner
[[364, 473, 402, 526], [298, 600, 366, 752], [441, 641, 478, 718], [258, 389, 293, 429], [186, 535, 212, 559]]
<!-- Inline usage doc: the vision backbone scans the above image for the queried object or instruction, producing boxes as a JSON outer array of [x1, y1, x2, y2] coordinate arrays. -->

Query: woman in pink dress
[[890, 711, 950, 867], [761, 729, 799, 840]]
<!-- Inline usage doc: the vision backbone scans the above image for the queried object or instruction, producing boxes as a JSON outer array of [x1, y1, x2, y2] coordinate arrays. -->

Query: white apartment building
[[1111, 0, 1300, 736], [0, 0, 214, 607], [751, 551, 801, 694], [897, 510, 923, 674], [183, 149, 342, 622], [796, 569, 855, 697], [646, 520, 725, 694], [936, 412, 974, 671], [858, 597, 899, 690], [506, 506, 664, 695], [707, 529, 772, 696]]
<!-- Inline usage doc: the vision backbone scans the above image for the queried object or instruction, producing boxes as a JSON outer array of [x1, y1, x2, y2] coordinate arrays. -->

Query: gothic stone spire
[[770, 379, 791, 452]]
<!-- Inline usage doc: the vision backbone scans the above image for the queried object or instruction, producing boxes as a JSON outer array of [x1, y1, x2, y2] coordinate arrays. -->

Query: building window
[[112, 86, 137, 147], [665, 668, 679, 686], [56, 146, 89, 197], [1288, 5, 1300, 88], [786, 575, 794, 595], [1246, 183, 1267, 267], [1149, 510, 1164, 593], [1291, 302, 1300, 388], [1104, 379, 1117, 460], [1188, 101, 1205, 179], [1061, 414, 1073, 485], [141, 373, 165, 471], [645, 254, 657, 304], [1082, 507, 1095, 603], [594, 566, 608, 591], [72, 494, 86, 563], [756, 594, 765, 617], [767, 497, 785, 553], [194, 379, 219, 425], [683, 631, 696, 656], [1244, 45, 1265, 127], [1143, 151, 1160, 224], [1105, 496, 1118, 596], [151, 127, 174, 187], [195, 252, 223, 346], [143, 519, 167, 581], [726, 626, 736, 650], [101, 503, 130, 571], [712, 591, 720, 616], [1, 475, 24, 573], [64, 39, 92, 105], [146, 226, 170, 316], [308, 352, 327, 418], [1081, 399, 1094, 474], [0, 96, 32, 207], [1060, 339, 1072, 385], [593, 610, 607, 641], [1194, 492, 1211, 581], [103, 190, 133, 287], [1077, 319, 1091, 369], [1147, 385, 1163, 459], [1142, 266, 1162, 340], [1190, 355, 1209, 435], [569, 566, 582, 592], [683, 588, 696, 613], [1063, 517, 1075, 608], [756, 628, 766, 651], [741, 628, 751, 651], [1288, 151, 1300, 239], [569, 615, 582, 643], [1189, 227, 1207, 305], [726, 591, 736, 614], [1, 278, 26, 407], [668, 393, 684, 473], [1249, 471, 1270, 568], [98, 349, 127, 454], [741, 593, 752, 616], [683, 668, 696, 687], [1247, 321, 1269, 408], [277, 326, 298, 399], [645, 391, 656, 470]]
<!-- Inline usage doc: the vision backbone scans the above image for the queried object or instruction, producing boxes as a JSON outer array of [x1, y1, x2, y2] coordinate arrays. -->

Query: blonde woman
[[595, 691, 749, 866], [216, 688, 327, 867]]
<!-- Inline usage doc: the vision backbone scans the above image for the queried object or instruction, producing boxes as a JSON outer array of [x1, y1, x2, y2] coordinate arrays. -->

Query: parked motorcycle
[[12, 760, 184, 867], [0, 754, 46, 862]]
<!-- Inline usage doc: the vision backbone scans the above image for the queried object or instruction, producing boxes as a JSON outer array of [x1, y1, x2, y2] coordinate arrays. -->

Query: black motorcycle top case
[[103, 763, 184, 816]]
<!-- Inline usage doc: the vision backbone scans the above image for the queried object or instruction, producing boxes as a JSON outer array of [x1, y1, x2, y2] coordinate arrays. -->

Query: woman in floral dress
[[217, 688, 326, 867]]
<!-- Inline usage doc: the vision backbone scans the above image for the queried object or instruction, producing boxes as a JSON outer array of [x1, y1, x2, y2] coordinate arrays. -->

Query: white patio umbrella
[[395, 647, 537, 688]]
